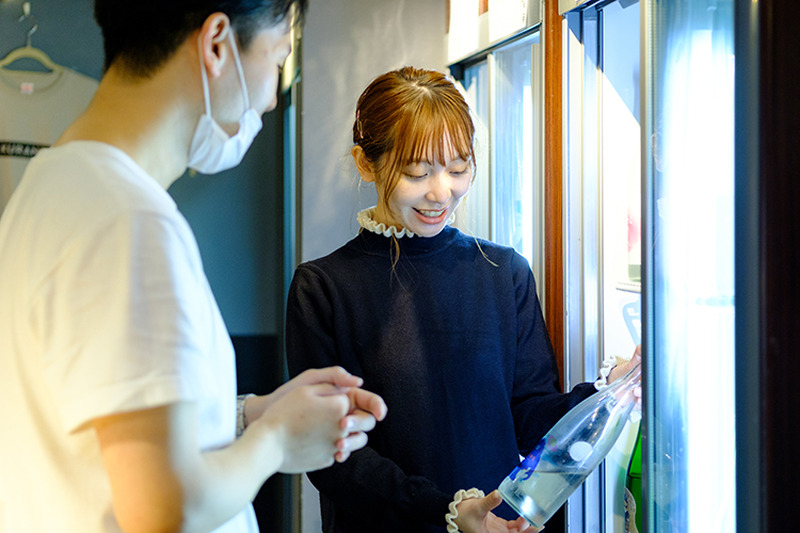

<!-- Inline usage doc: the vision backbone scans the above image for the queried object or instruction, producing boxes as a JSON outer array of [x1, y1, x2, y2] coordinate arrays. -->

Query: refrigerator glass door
[[645, 0, 736, 531], [563, 1, 642, 530]]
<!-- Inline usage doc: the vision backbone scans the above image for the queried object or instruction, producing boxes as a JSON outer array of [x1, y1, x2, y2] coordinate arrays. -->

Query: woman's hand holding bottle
[[608, 345, 642, 411], [454, 490, 543, 533]]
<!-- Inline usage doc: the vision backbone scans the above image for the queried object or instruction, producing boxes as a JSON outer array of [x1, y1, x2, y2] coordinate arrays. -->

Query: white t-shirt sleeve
[[33, 208, 220, 433]]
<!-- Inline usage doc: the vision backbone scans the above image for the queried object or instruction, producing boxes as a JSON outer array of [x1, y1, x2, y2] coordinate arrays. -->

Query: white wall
[[300, 0, 447, 262], [298, 2, 446, 530]]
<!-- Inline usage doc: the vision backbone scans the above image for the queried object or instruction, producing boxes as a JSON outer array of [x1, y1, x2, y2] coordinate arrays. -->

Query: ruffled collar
[[356, 207, 417, 238], [356, 206, 456, 238]]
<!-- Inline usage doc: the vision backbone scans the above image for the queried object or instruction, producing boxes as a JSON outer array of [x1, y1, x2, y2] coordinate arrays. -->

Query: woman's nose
[[426, 172, 451, 204]]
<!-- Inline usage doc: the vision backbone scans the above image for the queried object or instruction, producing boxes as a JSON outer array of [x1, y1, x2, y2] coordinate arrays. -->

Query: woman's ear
[[197, 13, 232, 78], [352, 145, 375, 183]]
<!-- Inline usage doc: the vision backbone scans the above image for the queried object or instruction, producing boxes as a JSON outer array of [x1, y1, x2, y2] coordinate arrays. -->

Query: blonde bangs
[[379, 95, 475, 198]]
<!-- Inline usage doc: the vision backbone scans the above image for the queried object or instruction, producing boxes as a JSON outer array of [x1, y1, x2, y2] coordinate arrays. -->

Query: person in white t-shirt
[[0, 2, 387, 533]]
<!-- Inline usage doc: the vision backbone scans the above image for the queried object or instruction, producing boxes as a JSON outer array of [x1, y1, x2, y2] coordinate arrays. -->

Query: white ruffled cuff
[[445, 488, 485, 532], [593, 353, 618, 390]]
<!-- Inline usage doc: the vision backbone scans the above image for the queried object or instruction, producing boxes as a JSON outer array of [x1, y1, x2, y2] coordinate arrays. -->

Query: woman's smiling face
[[374, 137, 473, 238]]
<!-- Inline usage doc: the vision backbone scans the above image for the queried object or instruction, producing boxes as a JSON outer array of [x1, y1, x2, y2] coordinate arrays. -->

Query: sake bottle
[[498, 362, 641, 528], [624, 427, 643, 532]]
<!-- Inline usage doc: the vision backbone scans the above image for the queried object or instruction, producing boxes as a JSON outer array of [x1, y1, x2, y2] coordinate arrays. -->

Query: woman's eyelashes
[[402, 164, 470, 180]]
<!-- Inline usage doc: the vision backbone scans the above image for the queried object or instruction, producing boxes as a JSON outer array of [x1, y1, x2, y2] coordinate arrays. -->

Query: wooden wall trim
[[543, 0, 565, 384]]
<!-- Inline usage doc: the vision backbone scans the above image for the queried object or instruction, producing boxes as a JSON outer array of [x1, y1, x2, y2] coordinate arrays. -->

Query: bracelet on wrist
[[236, 393, 255, 438]]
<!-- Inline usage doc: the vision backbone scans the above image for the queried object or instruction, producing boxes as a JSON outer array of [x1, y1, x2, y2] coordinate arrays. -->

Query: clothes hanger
[[0, 2, 62, 73]]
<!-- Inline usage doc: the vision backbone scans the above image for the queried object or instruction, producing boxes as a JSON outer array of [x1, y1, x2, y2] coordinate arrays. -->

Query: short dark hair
[[94, 0, 307, 77]]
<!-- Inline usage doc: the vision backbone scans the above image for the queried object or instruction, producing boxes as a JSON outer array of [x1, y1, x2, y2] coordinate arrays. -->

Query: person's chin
[[415, 224, 446, 238]]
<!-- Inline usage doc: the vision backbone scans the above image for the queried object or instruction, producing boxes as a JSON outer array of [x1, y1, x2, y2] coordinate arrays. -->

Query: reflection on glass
[[493, 33, 540, 269], [650, 1, 736, 531], [462, 61, 491, 241], [601, 0, 641, 366], [461, 32, 544, 293], [602, 1, 641, 289]]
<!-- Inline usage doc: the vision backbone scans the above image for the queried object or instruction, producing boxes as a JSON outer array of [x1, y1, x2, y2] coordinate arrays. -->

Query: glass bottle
[[624, 427, 643, 532], [498, 362, 641, 528]]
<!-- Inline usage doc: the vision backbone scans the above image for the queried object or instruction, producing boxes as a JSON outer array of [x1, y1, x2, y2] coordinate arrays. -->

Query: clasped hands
[[242, 367, 387, 473]]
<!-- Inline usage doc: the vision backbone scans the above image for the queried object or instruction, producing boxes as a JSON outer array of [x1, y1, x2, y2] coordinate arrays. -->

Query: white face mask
[[187, 30, 263, 174]]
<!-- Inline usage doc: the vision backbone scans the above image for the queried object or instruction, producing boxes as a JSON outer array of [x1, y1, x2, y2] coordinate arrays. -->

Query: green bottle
[[624, 427, 642, 532]]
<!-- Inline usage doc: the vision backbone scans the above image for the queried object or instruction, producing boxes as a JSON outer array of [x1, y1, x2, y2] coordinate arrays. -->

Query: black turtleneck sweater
[[285, 226, 596, 533]]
